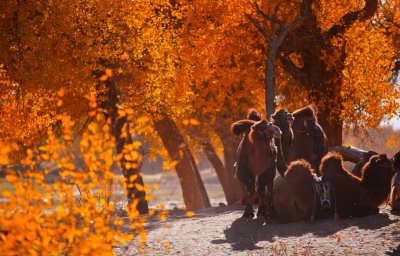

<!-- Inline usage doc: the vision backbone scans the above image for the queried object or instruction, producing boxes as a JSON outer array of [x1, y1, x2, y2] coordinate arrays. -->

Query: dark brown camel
[[231, 109, 282, 217], [271, 104, 328, 176], [271, 152, 395, 223]]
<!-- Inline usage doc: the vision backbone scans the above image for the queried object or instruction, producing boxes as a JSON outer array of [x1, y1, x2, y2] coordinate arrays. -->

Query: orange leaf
[[100, 74, 109, 81], [186, 211, 195, 217], [105, 69, 113, 77], [57, 88, 65, 97], [137, 116, 149, 123], [189, 119, 200, 125]]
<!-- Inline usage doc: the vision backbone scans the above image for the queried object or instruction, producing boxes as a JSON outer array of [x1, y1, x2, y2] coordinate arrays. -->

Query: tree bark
[[101, 77, 149, 214], [153, 113, 211, 209], [213, 123, 245, 203], [265, 48, 277, 120], [201, 139, 235, 205], [112, 110, 149, 214]]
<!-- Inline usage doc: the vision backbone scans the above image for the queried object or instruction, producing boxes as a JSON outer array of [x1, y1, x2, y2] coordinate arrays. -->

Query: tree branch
[[278, 55, 310, 89], [326, 0, 378, 39], [245, 13, 272, 42]]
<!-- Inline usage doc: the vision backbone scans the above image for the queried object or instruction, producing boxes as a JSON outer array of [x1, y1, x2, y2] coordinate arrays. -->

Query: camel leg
[[256, 166, 276, 217], [237, 165, 256, 218], [391, 200, 400, 211]]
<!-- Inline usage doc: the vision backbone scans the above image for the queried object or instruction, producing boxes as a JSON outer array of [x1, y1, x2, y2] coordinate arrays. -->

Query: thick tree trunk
[[201, 139, 235, 205], [265, 48, 277, 120], [317, 111, 342, 147], [153, 113, 211, 209]]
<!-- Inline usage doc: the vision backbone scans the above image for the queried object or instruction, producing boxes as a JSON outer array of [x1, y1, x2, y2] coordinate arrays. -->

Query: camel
[[271, 104, 328, 176], [271, 152, 394, 223], [231, 109, 282, 217], [389, 150, 400, 210]]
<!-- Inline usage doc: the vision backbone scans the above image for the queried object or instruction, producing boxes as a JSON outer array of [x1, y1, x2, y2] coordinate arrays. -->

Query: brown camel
[[389, 150, 400, 210], [271, 152, 394, 223], [271, 104, 328, 176], [231, 109, 282, 217]]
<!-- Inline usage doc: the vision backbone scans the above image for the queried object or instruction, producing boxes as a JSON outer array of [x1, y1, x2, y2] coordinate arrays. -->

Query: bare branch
[[245, 14, 272, 42], [276, 0, 309, 46], [254, 1, 272, 22]]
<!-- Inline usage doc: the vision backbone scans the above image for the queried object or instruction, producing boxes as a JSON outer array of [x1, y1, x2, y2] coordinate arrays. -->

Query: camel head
[[363, 153, 395, 179], [250, 119, 282, 140], [271, 109, 294, 128]]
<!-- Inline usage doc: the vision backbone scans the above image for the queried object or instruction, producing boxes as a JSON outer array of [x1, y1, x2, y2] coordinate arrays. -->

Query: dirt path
[[114, 206, 400, 255]]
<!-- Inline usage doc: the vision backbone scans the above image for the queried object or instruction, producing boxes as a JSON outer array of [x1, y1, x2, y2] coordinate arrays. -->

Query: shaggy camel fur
[[272, 105, 328, 176], [389, 150, 400, 210], [231, 109, 282, 217], [271, 152, 394, 223]]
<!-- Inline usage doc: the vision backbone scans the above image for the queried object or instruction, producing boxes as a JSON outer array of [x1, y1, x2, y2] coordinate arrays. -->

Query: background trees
[[1, 0, 399, 210]]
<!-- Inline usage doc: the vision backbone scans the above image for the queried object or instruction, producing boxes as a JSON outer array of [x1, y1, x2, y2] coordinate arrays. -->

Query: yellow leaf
[[154, 183, 159, 190], [124, 154, 132, 161], [125, 162, 131, 169], [131, 151, 139, 161], [189, 119, 200, 125], [137, 116, 149, 123], [167, 160, 178, 169], [145, 194, 152, 201], [57, 99, 63, 106], [164, 242, 169, 247], [186, 211, 195, 217], [129, 175, 137, 182], [132, 141, 142, 149]]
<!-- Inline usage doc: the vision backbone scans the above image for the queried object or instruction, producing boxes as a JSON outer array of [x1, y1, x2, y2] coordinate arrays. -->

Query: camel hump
[[231, 120, 256, 136], [247, 108, 261, 121], [320, 152, 345, 176], [285, 159, 314, 181], [292, 104, 318, 121]]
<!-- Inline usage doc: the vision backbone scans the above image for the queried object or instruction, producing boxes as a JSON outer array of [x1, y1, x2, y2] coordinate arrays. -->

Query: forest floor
[[114, 205, 400, 255], [110, 168, 400, 255]]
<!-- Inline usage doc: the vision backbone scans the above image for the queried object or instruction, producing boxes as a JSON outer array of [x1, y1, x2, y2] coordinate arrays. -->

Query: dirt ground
[[113, 205, 400, 255]]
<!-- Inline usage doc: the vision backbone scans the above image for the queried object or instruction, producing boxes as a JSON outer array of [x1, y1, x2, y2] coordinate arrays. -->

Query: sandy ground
[[113, 205, 400, 256]]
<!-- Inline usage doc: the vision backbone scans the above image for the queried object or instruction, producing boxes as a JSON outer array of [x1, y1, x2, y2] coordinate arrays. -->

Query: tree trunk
[[265, 48, 277, 120], [317, 111, 342, 147], [112, 110, 149, 214], [153, 113, 211, 209], [201, 139, 234, 205], [99, 76, 149, 214], [213, 124, 245, 203]]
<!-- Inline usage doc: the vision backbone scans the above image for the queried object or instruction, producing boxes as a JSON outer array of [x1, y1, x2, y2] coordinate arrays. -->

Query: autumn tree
[[174, 0, 398, 148]]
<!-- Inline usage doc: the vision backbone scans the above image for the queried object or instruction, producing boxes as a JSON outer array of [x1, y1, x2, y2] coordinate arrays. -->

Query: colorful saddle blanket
[[309, 176, 338, 222], [306, 120, 325, 154]]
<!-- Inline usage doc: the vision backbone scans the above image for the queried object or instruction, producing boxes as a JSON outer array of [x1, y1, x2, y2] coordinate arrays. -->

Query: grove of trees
[[1, 0, 400, 211]]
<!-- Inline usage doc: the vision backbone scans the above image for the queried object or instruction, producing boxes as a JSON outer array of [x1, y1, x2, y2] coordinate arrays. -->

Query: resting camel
[[271, 104, 328, 176], [389, 150, 400, 210], [231, 109, 282, 217], [271, 152, 394, 223]]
